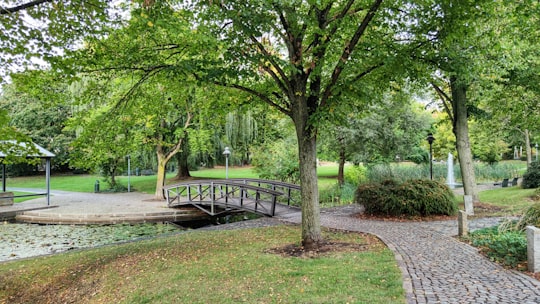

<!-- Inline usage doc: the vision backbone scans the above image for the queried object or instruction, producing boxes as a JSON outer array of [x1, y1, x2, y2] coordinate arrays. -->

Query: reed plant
[[365, 161, 526, 184]]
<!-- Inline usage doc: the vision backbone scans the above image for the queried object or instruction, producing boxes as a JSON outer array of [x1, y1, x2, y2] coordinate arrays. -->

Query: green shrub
[[467, 227, 527, 268], [522, 161, 540, 189], [344, 165, 367, 185], [355, 179, 457, 217]]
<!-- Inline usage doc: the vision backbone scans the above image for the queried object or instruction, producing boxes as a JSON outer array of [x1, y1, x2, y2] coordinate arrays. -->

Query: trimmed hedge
[[355, 179, 457, 217]]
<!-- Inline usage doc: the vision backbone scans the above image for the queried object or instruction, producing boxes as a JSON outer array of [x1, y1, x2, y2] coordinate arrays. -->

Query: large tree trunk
[[292, 95, 323, 250], [155, 154, 167, 199], [297, 130, 322, 249], [525, 129, 532, 167], [175, 140, 191, 179], [337, 133, 346, 186], [450, 76, 479, 202]]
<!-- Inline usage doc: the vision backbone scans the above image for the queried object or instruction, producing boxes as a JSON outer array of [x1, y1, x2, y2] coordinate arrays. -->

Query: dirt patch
[[265, 233, 382, 258]]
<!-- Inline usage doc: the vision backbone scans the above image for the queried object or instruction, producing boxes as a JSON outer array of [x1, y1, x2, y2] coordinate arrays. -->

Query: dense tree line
[[1, 0, 539, 248]]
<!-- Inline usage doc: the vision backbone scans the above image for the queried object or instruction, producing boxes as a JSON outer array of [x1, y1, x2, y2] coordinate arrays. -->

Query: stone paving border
[[278, 210, 540, 304]]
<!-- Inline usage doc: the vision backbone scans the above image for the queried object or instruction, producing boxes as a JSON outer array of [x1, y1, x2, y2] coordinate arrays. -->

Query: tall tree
[[0, 70, 75, 171], [194, 0, 406, 248], [406, 0, 517, 202], [0, 0, 121, 83]]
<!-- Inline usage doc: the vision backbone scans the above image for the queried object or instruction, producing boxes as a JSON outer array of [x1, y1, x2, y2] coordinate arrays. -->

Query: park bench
[[511, 177, 518, 186], [494, 178, 509, 187], [494, 177, 519, 188]]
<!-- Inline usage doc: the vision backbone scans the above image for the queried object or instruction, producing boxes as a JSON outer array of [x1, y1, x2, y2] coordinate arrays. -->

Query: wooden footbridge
[[164, 179, 301, 217]]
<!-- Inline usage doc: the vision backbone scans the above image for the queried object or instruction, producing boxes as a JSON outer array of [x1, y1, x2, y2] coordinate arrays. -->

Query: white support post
[[46, 158, 51, 206], [527, 226, 540, 273]]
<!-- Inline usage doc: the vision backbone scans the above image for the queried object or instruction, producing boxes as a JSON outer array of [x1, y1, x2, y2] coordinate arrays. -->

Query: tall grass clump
[[355, 179, 457, 217], [366, 163, 439, 183], [365, 161, 526, 185], [474, 162, 522, 182], [319, 165, 367, 206], [514, 202, 540, 231], [319, 182, 357, 206]]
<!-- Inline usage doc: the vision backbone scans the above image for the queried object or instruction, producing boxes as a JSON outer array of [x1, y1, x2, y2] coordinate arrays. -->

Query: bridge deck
[[164, 179, 301, 217]]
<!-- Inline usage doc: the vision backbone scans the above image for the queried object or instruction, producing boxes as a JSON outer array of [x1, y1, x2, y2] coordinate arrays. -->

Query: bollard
[[458, 210, 468, 236], [94, 180, 100, 193], [464, 195, 474, 215], [527, 226, 540, 273]]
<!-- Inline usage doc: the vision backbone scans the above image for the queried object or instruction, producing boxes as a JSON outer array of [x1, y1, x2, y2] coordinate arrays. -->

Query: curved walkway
[[278, 208, 540, 304]]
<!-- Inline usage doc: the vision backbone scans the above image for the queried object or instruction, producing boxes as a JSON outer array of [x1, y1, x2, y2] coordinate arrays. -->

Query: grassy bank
[[0, 226, 405, 304]]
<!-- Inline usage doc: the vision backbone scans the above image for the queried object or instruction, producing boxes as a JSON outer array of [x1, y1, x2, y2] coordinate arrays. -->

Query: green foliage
[[319, 183, 357, 207], [355, 179, 457, 217], [533, 188, 540, 201], [522, 161, 540, 189], [364, 161, 526, 185], [366, 163, 434, 183], [515, 202, 540, 231], [251, 135, 299, 184], [0, 73, 75, 171], [344, 165, 367, 185], [0, 0, 117, 83], [407, 147, 429, 164], [466, 227, 527, 268]]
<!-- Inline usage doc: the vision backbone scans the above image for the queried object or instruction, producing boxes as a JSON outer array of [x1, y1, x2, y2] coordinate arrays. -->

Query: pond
[[0, 222, 182, 262]]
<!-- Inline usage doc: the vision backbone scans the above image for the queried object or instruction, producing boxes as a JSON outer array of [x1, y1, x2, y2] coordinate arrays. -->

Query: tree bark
[[155, 155, 167, 199], [175, 140, 191, 179], [154, 115, 192, 200], [450, 76, 479, 202], [292, 94, 323, 249], [297, 129, 322, 249], [338, 133, 346, 186], [525, 129, 532, 167]]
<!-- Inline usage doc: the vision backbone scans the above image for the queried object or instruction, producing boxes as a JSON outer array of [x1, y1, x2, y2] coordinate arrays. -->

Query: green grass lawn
[[4, 164, 343, 194], [478, 186, 538, 216], [0, 226, 405, 304]]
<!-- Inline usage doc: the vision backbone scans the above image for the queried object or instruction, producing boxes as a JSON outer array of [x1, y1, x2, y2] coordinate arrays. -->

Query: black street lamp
[[426, 133, 435, 180]]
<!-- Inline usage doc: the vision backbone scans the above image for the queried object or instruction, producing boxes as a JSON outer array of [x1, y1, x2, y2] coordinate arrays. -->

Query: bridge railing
[[227, 179, 301, 207], [164, 180, 292, 216]]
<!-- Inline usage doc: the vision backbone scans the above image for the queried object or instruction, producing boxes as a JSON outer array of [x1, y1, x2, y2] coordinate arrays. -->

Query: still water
[[0, 222, 180, 262]]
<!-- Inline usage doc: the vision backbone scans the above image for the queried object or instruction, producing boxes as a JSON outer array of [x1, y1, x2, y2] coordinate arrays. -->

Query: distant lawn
[[5, 174, 165, 194], [0, 226, 405, 304], [478, 186, 538, 216], [5, 165, 342, 194]]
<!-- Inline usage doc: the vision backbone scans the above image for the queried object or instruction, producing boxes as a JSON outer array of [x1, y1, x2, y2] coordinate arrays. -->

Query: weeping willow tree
[[225, 110, 258, 165]]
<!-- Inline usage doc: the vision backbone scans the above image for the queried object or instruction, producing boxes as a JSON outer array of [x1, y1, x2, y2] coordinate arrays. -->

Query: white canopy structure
[[0, 141, 55, 205]]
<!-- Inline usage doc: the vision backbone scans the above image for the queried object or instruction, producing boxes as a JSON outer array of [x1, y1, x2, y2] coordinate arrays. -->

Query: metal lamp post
[[426, 133, 435, 180], [127, 155, 131, 192], [223, 147, 231, 179]]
